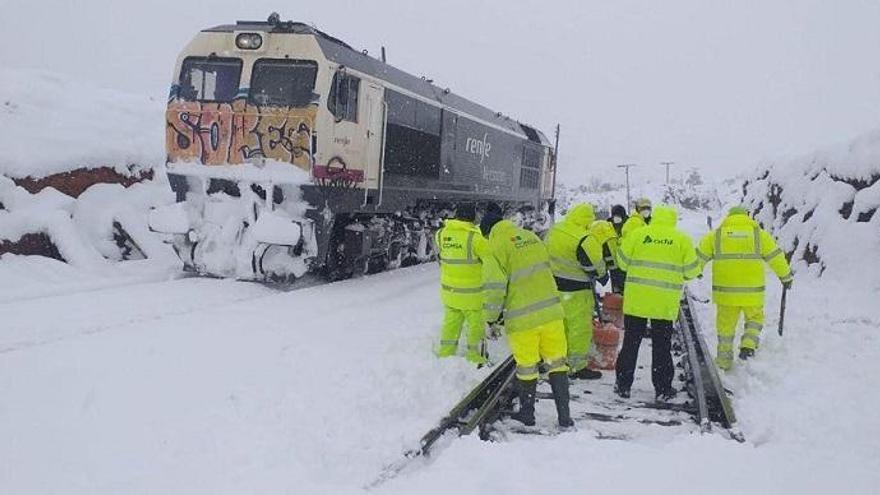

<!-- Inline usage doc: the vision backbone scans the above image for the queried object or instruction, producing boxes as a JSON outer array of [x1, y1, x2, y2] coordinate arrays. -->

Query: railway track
[[370, 290, 742, 488]]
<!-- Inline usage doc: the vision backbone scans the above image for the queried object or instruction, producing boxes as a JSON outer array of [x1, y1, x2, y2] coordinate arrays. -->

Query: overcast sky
[[2, 0, 878, 184]]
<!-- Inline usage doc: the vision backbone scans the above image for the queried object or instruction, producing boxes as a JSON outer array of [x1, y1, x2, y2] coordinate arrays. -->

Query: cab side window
[[329, 73, 360, 122]]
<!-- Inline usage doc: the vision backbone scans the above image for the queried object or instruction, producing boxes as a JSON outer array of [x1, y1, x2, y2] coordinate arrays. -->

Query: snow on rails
[[369, 291, 741, 489]]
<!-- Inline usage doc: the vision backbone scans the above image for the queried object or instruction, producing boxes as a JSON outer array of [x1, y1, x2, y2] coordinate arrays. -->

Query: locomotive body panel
[[158, 17, 558, 280]]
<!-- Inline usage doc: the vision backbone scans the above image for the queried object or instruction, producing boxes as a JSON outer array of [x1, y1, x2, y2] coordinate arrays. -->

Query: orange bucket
[[601, 293, 625, 328], [589, 319, 622, 370], [602, 293, 623, 311]]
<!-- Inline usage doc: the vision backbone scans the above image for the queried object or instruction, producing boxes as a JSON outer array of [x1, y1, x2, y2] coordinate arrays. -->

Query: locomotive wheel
[[366, 254, 387, 275], [386, 242, 403, 270], [401, 249, 421, 268]]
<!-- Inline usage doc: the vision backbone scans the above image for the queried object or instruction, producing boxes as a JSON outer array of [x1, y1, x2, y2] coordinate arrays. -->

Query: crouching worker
[[482, 210, 573, 428], [435, 203, 490, 365], [545, 203, 606, 379]]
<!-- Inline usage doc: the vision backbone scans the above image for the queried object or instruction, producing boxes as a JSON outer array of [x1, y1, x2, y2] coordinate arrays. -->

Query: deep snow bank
[[0, 67, 175, 274], [0, 175, 180, 295], [0, 67, 163, 180], [742, 128, 880, 283]]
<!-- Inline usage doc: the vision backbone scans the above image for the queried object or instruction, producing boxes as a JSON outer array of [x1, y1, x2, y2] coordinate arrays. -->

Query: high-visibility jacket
[[482, 220, 564, 333], [618, 205, 700, 320], [435, 219, 489, 310], [544, 204, 606, 292], [590, 220, 620, 271], [697, 213, 793, 306], [621, 214, 647, 240]]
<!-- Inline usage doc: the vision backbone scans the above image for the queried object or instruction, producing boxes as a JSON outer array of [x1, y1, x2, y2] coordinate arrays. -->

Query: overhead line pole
[[617, 163, 637, 209], [661, 161, 675, 185], [551, 124, 560, 199]]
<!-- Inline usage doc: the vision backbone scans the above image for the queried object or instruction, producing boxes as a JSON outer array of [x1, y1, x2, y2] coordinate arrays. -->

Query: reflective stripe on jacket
[[618, 205, 700, 320], [436, 219, 489, 310], [697, 213, 793, 306], [544, 204, 606, 292], [482, 220, 564, 333]]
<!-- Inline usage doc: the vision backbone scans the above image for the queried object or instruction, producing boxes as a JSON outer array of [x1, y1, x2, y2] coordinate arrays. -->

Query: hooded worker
[[610, 204, 628, 236], [479, 202, 505, 237], [696, 206, 793, 370], [616, 204, 700, 401], [483, 213, 574, 428], [434, 202, 490, 365], [621, 198, 652, 240], [544, 204, 607, 380]]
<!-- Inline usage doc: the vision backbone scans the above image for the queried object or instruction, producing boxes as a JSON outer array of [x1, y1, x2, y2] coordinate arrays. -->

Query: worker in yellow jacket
[[616, 204, 700, 400], [435, 203, 490, 364], [482, 211, 573, 428], [544, 204, 606, 380], [590, 219, 623, 293], [621, 198, 653, 240], [697, 206, 793, 370]]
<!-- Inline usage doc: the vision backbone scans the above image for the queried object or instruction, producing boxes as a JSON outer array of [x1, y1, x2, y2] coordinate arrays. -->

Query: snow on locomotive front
[[151, 14, 557, 281]]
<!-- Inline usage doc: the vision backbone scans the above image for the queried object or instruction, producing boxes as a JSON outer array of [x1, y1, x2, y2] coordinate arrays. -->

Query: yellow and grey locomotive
[[152, 14, 557, 280]]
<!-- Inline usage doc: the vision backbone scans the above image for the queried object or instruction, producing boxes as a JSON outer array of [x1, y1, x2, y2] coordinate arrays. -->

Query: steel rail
[[367, 356, 516, 489], [371, 293, 744, 488], [677, 298, 711, 432], [682, 289, 741, 438], [418, 355, 516, 452]]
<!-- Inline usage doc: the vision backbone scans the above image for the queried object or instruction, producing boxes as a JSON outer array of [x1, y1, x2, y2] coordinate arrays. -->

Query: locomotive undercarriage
[[149, 174, 551, 283]]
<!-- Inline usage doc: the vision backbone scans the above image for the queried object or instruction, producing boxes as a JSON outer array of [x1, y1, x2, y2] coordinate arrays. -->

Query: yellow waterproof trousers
[[716, 305, 765, 370], [438, 307, 487, 364], [507, 319, 569, 380], [559, 290, 594, 373]]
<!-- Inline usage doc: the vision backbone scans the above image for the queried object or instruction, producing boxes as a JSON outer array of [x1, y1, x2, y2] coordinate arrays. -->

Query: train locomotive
[[152, 13, 558, 281]]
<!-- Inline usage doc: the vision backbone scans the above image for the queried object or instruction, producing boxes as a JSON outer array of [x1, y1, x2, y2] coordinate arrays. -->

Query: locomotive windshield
[[248, 59, 319, 107], [178, 57, 242, 102]]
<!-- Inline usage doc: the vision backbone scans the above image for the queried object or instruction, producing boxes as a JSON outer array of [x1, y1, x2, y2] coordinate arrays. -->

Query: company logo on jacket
[[643, 235, 673, 246], [441, 236, 464, 250], [509, 234, 538, 249]]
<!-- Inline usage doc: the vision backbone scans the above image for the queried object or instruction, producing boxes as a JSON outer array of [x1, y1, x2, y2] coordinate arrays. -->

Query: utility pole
[[660, 161, 675, 185], [551, 124, 560, 200], [617, 163, 637, 209]]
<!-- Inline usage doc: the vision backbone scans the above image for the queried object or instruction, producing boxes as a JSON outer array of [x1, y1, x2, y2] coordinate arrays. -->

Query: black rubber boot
[[571, 367, 602, 380], [655, 388, 677, 402], [549, 372, 574, 428], [511, 379, 537, 426]]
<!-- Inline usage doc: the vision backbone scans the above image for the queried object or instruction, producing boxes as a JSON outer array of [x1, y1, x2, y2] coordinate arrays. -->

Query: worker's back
[[697, 212, 792, 306], [436, 219, 487, 310], [619, 205, 699, 320], [483, 220, 563, 332]]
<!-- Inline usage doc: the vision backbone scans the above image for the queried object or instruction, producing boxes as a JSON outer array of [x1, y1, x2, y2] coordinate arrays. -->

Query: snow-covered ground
[[1, 65, 878, 495], [0, 265, 496, 494], [2, 201, 878, 494]]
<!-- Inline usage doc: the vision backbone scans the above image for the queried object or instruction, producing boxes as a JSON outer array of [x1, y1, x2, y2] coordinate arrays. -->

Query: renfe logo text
[[465, 133, 492, 163]]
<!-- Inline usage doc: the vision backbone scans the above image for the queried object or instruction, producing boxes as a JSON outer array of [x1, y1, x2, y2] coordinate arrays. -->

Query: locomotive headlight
[[235, 33, 263, 50]]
